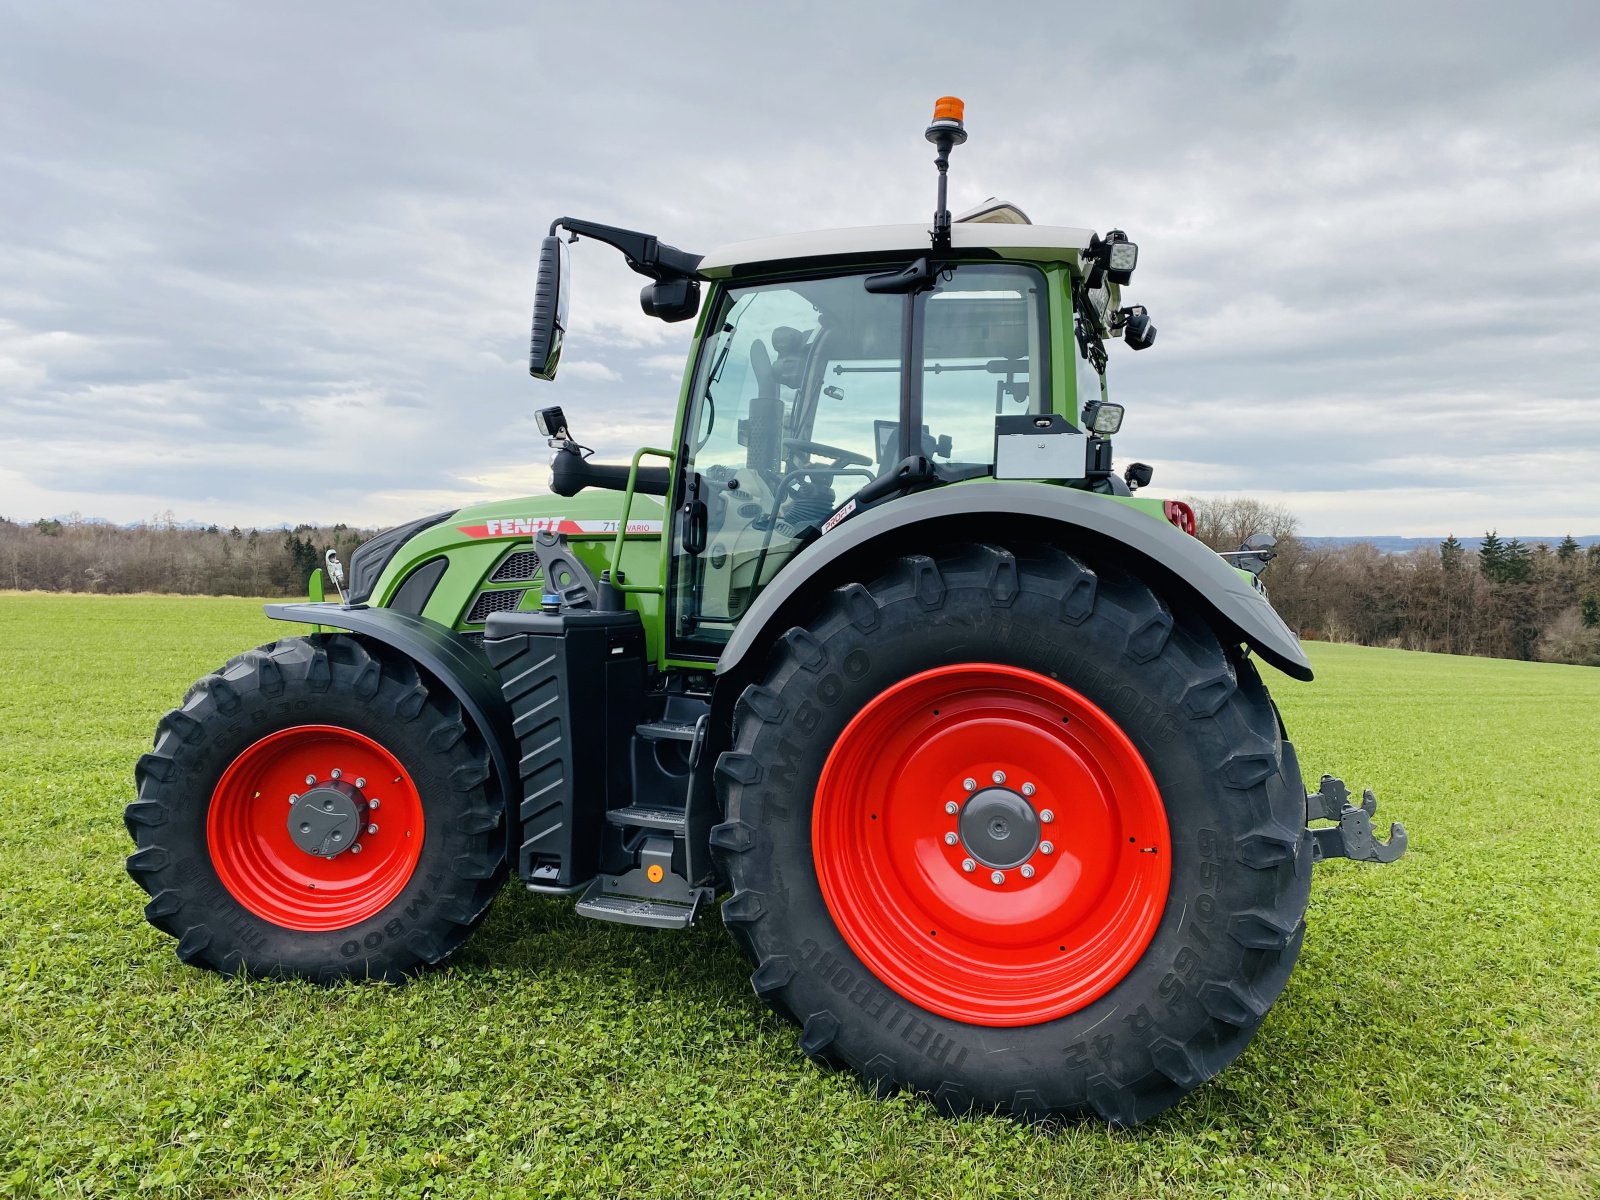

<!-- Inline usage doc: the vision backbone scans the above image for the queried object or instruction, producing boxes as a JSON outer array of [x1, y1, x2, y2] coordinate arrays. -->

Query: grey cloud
[[0, 0, 1596, 534]]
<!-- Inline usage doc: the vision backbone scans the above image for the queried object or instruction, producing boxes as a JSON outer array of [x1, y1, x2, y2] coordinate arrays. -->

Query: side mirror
[[529, 235, 570, 381], [640, 277, 701, 323]]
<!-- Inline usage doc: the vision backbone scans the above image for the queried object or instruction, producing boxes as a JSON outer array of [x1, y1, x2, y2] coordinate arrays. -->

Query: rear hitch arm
[[1306, 775, 1407, 864]]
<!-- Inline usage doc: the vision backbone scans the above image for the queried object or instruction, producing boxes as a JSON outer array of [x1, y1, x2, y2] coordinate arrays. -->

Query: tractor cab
[[529, 100, 1159, 656]]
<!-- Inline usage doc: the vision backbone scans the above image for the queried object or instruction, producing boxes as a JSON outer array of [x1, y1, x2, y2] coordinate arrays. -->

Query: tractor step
[[635, 720, 699, 743], [606, 805, 687, 832], [572, 832, 711, 929], [574, 880, 710, 930]]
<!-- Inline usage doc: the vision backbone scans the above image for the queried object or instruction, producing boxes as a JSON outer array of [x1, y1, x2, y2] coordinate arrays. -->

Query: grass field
[[2, 591, 1598, 1199]]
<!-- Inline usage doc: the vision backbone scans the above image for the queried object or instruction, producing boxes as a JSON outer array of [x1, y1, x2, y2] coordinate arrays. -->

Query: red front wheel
[[128, 636, 506, 981]]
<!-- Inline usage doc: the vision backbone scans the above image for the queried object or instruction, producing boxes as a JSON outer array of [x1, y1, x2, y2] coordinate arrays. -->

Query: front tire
[[126, 635, 507, 982], [712, 543, 1312, 1124]]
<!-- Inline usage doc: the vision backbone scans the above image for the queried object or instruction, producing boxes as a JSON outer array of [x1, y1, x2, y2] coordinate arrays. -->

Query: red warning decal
[[456, 517, 664, 539]]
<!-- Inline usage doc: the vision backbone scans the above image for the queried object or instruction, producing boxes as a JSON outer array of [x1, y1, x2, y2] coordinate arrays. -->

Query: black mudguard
[[264, 603, 521, 814], [715, 483, 1314, 682]]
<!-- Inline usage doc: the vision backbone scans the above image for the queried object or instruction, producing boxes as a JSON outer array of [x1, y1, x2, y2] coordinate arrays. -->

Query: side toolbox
[[483, 608, 646, 889]]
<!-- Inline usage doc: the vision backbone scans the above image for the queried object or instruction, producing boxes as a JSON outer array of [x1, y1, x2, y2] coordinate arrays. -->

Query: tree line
[[3, 502, 1596, 666], [0, 513, 369, 598], [1187, 497, 1600, 667]]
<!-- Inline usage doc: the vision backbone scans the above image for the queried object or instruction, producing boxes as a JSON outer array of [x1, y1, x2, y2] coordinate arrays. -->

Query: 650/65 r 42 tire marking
[[207, 725, 425, 932], [813, 663, 1171, 1026]]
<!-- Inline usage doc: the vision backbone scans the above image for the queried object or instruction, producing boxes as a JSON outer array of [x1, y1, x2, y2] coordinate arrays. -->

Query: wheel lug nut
[[990, 870, 1005, 885], [1021, 782, 1036, 797], [961, 858, 976, 873], [305, 775, 316, 786], [1020, 864, 1035, 879], [944, 800, 959, 815], [1040, 841, 1054, 855], [289, 793, 299, 803], [963, 778, 976, 792], [992, 770, 1006, 784], [943, 832, 959, 845], [368, 798, 381, 810], [1039, 809, 1054, 823], [331, 769, 342, 779], [367, 823, 379, 836], [349, 843, 362, 854], [355, 777, 366, 789]]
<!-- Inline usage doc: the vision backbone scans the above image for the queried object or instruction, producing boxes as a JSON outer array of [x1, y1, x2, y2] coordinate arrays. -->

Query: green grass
[[2, 591, 1597, 1199]]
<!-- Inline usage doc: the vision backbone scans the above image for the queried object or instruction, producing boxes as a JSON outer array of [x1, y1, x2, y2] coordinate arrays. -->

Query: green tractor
[[127, 99, 1404, 1124]]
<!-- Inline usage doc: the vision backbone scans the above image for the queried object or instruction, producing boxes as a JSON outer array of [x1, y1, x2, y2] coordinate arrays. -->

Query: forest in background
[[3, 501, 1598, 667]]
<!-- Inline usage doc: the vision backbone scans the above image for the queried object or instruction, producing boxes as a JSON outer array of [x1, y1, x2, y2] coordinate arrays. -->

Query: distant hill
[[1303, 534, 1600, 554]]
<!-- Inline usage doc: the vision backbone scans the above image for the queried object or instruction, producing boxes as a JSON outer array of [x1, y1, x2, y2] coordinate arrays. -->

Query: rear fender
[[264, 604, 521, 822], [714, 482, 1313, 683]]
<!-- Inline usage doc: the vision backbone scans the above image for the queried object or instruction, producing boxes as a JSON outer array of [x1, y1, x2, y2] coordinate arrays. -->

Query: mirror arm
[[549, 217, 702, 282]]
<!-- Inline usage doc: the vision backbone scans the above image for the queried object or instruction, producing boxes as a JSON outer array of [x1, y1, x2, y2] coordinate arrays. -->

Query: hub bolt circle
[[1040, 840, 1054, 855], [963, 778, 976, 792], [1021, 782, 1036, 797], [992, 770, 1006, 784], [990, 870, 1005, 885], [943, 832, 959, 845], [1040, 809, 1054, 823], [944, 801, 959, 815], [961, 858, 976, 873], [1020, 864, 1036, 879]]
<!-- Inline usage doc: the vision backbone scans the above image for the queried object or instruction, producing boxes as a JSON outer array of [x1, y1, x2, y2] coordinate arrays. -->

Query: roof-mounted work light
[[1083, 400, 1125, 436]]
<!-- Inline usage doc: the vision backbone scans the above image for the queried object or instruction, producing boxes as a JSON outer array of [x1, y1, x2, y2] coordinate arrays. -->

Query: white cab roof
[[697, 222, 1095, 277]]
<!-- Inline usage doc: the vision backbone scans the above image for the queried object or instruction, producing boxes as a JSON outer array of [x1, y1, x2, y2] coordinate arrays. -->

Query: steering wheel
[[783, 438, 872, 469]]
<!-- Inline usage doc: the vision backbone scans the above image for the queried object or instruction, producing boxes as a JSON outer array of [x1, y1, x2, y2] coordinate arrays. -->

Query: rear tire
[[126, 634, 507, 982], [712, 542, 1312, 1124]]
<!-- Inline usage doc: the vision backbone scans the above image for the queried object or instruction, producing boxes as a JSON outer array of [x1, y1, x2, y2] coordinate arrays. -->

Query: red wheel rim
[[207, 725, 425, 932], [813, 664, 1170, 1026]]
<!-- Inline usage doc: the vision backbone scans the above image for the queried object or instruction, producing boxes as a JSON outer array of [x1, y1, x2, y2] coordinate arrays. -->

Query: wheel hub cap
[[957, 787, 1039, 869], [287, 781, 368, 857]]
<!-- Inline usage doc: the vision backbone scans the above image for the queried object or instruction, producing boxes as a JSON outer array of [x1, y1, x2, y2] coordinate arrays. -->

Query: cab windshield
[[672, 263, 1047, 651]]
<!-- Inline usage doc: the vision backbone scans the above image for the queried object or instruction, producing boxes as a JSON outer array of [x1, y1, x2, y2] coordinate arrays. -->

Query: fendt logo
[[457, 516, 664, 539]]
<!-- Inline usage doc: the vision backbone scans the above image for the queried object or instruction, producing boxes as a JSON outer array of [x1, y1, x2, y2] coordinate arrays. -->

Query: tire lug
[[990, 870, 1005, 885], [961, 858, 976, 873], [1040, 840, 1054, 855], [1039, 809, 1054, 823], [944, 801, 959, 815], [1021, 782, 1036, 797], [991, 770, 1006, 784], [943, 832, 958, 846], [1020, 864, 1035, 879], [962, 778, 976, 792]]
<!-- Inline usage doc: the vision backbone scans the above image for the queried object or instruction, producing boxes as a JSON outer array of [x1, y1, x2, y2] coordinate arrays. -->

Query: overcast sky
[[2, 1, 1597, 535]]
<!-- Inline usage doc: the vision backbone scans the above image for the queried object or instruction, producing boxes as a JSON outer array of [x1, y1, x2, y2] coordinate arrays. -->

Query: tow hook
[[1306, 775, 1407, 864]]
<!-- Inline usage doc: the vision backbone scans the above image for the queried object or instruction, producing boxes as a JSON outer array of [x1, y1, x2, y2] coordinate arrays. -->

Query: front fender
[[714, 483, 1313, 682], [264, 603, 521, 810]]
